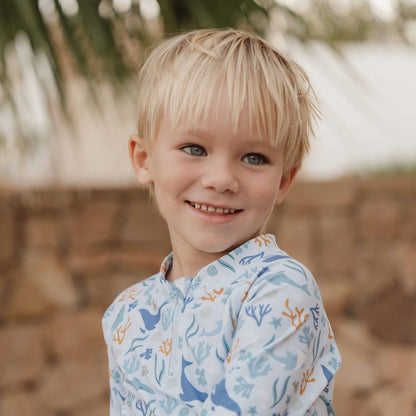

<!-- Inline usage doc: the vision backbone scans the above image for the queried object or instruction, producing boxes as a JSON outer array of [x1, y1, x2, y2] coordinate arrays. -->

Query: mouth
[[186, 201, 242, 215]]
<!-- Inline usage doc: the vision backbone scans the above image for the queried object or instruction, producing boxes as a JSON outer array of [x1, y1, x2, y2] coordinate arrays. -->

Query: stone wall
[[0, 178, 415, 416]]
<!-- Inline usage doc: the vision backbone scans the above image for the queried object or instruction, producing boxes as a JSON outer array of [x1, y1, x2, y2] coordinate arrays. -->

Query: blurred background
[[0, 1, 415, 415]]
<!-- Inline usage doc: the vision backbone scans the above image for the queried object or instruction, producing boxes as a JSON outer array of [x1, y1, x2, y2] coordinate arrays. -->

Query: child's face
[[130, 93, 297, 263]]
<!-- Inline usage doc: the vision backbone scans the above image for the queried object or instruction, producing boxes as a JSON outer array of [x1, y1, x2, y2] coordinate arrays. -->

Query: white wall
[[2, 42, 416, 188]]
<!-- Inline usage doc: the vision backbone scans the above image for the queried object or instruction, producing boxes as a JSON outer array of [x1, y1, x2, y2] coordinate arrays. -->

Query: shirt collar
[[158, 233, 281, 291]]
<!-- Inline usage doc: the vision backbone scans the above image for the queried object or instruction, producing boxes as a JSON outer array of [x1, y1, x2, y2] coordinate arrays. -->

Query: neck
[[166, 245, 227, 282]]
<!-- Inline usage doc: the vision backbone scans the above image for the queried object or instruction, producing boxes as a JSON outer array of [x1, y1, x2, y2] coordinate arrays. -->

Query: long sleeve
[[103, 306, 129, 416], [193, 261, 341, 415], [106, 343, 128, 416], [101, 235, 340, 416]]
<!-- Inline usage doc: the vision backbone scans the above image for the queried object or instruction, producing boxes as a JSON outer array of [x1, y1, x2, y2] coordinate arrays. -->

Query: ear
[[275, 166, 299, 205], [128, 134, 153, 185]]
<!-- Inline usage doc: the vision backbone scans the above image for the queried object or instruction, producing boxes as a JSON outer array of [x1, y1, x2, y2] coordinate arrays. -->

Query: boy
[[103, 29, 341, 415]]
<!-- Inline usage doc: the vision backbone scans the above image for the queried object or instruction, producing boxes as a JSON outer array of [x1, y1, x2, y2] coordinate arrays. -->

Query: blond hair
[[136, 29, 320, 171]]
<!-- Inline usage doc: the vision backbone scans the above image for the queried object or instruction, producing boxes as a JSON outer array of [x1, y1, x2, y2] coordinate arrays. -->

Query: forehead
[[161, 84, 277, 148]]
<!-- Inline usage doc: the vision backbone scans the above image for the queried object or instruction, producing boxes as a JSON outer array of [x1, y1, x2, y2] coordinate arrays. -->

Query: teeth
[[190, 202, 237, 214]]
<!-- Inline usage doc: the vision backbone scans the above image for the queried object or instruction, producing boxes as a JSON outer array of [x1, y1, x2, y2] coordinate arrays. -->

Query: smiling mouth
[[186, 201, 242, 214]]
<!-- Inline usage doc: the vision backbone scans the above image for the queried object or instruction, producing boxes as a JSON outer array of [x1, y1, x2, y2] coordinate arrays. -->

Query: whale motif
[[138, 301, 169, 331], [179, 357, 208, 403], [266, 271, 310, 295], [211, 379, 241, 414]]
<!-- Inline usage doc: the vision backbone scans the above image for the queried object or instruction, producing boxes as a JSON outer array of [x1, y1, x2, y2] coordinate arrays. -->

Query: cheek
[[152, 161, 194, 200], [249, 178, 280, 205]]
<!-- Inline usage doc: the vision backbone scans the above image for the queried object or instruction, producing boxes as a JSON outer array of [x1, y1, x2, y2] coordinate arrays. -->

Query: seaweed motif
[[191, 341, 212, 365], [159, 396, 178, 413], [299, 326, 314, 348], [123, 356, 140, 374], [154, 354, 166, 386], [196, 368, 207, 386], [161, 307, 174, 330], [234, 377, 254, 398], [248, 355, 272, 378]]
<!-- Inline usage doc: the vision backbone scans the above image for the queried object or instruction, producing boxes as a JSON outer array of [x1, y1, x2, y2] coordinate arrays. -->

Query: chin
[[192, 236, 244, 255]]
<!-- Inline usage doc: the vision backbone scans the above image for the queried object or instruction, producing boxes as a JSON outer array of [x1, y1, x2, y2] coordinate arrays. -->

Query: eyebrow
[[184, 129, 269, 147]]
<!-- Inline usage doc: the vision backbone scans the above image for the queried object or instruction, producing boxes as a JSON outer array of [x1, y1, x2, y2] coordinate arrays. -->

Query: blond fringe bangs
[[136, 29, 320, 170]]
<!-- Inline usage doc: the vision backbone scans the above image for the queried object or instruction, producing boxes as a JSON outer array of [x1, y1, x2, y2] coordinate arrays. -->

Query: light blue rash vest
[[102, 234, 341, 415]]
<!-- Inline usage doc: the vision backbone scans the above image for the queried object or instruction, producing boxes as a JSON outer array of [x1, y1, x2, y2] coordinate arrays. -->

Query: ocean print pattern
[[102, 234, 341, 415]]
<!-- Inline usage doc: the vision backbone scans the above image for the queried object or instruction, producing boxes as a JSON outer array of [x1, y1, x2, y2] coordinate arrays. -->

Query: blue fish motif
[[139, 301, 169, 331], [179, 357, 208, 403], [266, 271, 310, 295], [211, 379, 241, 415]]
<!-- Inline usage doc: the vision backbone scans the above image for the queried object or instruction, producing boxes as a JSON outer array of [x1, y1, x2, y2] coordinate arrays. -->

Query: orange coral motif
[[118, 287, 143, 302], [240, 281, 251, 303], [160, 257, 169, 274], [328, 320, 334, 339], [282, 299, 309, 329], [201, 287, 224, 302], [254, 234, 274, 247], [112, 317, 132, 345], [159, 337, 172, 356], [300, 366, 316, 395], [226, 338, 240, 364]]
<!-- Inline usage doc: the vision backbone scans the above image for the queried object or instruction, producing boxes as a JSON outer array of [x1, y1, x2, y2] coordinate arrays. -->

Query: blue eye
[[242, 153, 268, 165], [181, 145, 206, 157]]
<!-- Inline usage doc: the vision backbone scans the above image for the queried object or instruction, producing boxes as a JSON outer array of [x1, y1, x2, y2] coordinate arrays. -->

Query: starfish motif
[[270, 317, 282, 329], [248, 406, 258, 415]]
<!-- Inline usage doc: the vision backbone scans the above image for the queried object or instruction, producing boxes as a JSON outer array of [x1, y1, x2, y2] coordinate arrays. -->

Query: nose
[[200, 157, 239, 193]]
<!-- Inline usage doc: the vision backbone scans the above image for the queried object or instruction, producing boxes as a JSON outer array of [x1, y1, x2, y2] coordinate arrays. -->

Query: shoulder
[[246, 249, 322, 304], [102, 272, 160, 340]]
